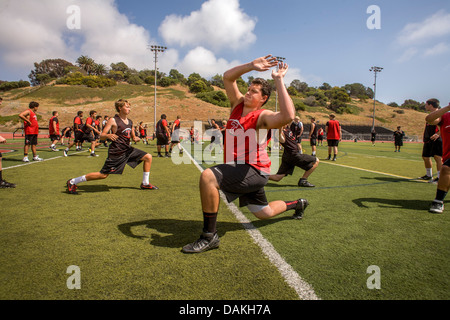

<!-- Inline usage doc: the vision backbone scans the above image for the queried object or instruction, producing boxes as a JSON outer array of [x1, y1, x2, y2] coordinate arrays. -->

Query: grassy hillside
[[0, 83, 426, 138]]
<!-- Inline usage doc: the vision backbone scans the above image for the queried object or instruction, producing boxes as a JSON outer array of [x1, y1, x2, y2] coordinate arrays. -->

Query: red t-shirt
[[326, 119, 341, 140], [224, 103, 271, 174], [440, 112, 450, 162], [74, 116, 83, 132], [24, 109, 39, 135], [49, 116, 59, 135]]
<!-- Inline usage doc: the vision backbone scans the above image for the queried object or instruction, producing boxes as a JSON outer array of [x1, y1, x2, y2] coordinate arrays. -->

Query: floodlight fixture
[[148, 45, 168, 131]]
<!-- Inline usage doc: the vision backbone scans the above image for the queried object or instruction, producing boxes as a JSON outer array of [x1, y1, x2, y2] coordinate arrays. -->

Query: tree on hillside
[[290, 79, 308, 94], [169, 69, 186, 85], [110, 62, 129, 73], [210, 74, 224, 89], [343, 83, 374, 99], [92, 63, 107, 76], [319, 82, 332, 91], [28, 58, 75, 86], [76, 55, 95, 75]]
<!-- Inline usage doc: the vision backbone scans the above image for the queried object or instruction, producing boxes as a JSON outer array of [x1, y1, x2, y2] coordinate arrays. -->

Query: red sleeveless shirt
[[24, 109, 39, 135], [224, 102, 271, 174]]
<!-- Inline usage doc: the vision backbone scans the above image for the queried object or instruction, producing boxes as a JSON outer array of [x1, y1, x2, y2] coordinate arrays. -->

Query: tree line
[[0, 56, 427, 114]]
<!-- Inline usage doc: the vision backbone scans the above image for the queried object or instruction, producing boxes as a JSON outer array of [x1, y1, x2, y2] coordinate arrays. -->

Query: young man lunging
[[66, 99, 158, 194], [182, 55, 309, 253]]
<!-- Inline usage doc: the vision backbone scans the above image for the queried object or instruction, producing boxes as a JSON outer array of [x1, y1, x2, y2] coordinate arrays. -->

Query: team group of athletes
[[1, 56, 449, 253]]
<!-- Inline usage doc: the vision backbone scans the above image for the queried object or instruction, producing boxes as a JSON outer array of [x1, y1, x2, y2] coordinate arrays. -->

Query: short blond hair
[[115, 99, 128, 112]]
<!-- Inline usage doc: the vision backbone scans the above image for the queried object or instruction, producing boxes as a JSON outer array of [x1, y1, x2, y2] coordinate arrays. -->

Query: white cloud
[[397, 10, 450, 46], [397, 47, 419, 63], [175, 47, 241, 78], [0, 0, 154, 72], [158, 0, 257, 52], [395, 10, 450, 63], [423, 42, 450, 57]]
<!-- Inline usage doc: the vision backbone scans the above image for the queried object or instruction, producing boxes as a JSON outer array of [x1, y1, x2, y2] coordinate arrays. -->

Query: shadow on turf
[[360, 176, 426, 184], [352, 198, 442, 210], [61, 184, 140, 194], [117, 216, 292, 249]]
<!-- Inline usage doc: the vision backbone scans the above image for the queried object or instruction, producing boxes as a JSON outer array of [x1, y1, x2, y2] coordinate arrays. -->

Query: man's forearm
[[426, 104, 450, 124], [275, 77, 295, 120], [223, 62, 253, 82]]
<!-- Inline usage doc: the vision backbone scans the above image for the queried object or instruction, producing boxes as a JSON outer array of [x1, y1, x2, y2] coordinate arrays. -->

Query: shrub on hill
[[56, 72, 116, 88], [0, 80, 30, 92], [196, 90, 229, 108]]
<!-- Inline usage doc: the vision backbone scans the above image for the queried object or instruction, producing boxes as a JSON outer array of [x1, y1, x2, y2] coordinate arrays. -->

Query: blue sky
[[1, 0, 449, 105]]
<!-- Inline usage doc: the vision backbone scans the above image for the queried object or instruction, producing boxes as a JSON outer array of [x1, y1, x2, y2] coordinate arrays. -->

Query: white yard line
[[3, 150, 88, 170]]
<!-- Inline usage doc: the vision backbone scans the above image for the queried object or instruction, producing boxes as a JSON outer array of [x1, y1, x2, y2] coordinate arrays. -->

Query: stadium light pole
[[149, 45, 167, 132], [274, 57, 286, 113], [369, 66, 383, 131]]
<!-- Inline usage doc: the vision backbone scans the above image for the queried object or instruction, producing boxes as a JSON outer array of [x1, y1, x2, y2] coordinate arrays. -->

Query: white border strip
[[3, 150, 88, 170], [182, 146, 320, 301]]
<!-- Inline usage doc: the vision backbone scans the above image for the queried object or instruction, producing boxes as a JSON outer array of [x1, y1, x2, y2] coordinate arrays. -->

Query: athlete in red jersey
[[49, 111, 60, 151], [183, 55, 310, 254], [19, 101, 42, 162], [66, 99, 158, 194], [325, 113, 342, 161], [425, 102, 450, 213], [169, 116, 182, 154]]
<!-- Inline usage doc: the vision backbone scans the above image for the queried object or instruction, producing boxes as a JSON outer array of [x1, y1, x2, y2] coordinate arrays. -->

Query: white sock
[[312, 151, 316, 156], [143, 172, 150, 185], [426, 168, 432, 177], [71, 175, 87, 185], [437, 171, 440, 178]]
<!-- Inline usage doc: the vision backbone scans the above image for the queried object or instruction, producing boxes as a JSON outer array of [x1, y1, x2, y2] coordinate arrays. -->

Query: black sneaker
[[66, 179, 78, 195], [182, 232, 220, 253], [298, 179, 315, 187], [140, 183, 159, 190], [292, 199, 309, 220], [326, 156, 331, 160], [418, 175, 432, 180], [0, 180, 16, 188], [429, 201, 444, 214]]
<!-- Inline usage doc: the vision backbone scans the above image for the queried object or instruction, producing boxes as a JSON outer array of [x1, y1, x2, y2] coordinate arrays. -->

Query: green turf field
[[0, 137, 448, 300]]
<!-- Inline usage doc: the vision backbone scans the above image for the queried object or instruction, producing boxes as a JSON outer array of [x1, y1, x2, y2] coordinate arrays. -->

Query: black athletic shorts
[[100, 147, 148, 175], [210, 163, 269, 208], [277, 153, 317, 176], [310, 138, 317, 146], [50, 134, 61, 142], [81, 132, 95, 143], [156, 133, 169, 146], [422, 139, 442, 158], [74, 131, 84, 143], [327, 139, 339, 147], [25, 134, 38, 146]]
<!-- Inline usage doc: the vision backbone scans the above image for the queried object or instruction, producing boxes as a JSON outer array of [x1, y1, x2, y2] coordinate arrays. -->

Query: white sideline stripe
[[3, 150, 88, 170], [182, 146, 320, 301], [320, 161, 417, 180]]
